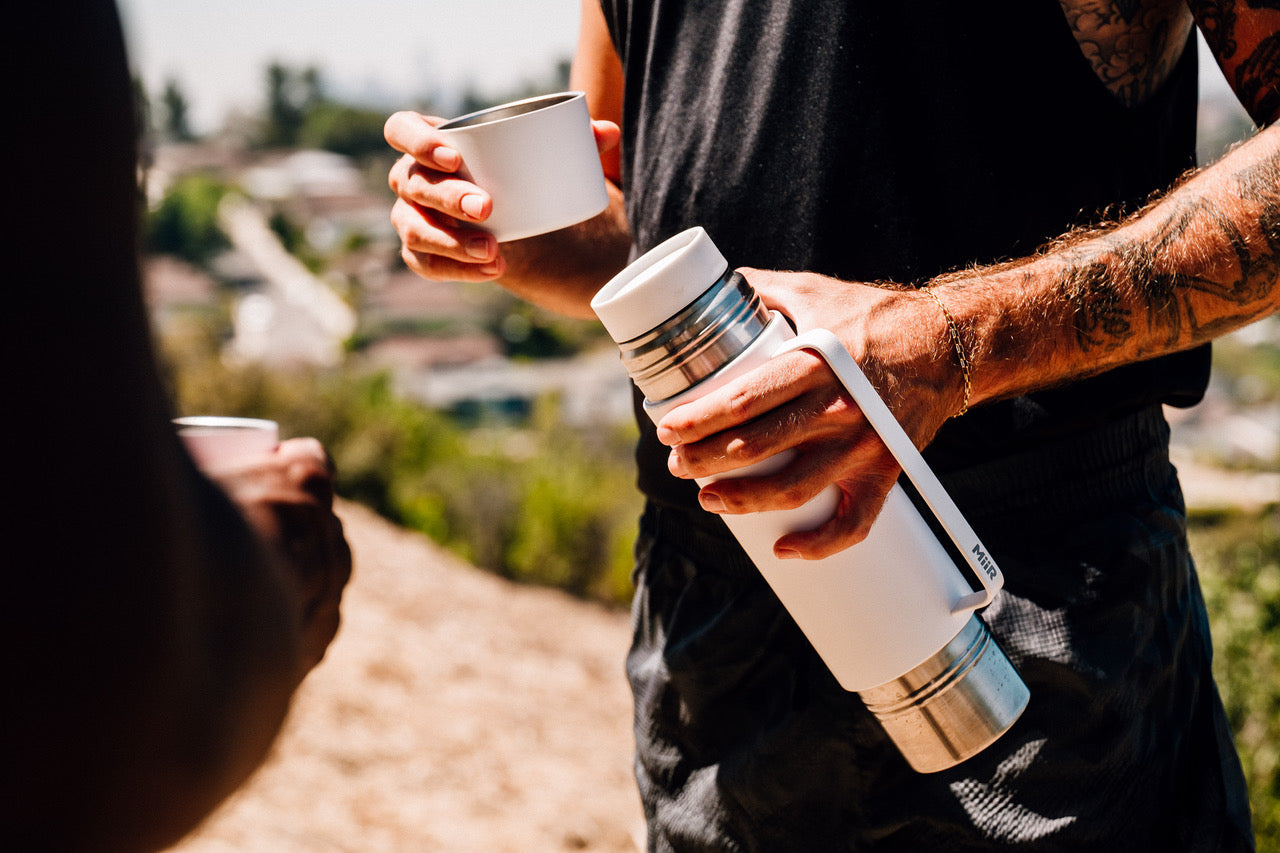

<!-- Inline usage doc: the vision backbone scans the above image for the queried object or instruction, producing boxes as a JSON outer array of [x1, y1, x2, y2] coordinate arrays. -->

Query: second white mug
[[175, 416, 279, 470]]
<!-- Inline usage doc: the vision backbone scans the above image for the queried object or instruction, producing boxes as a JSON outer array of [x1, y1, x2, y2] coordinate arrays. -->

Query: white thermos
[[591, 227, 1029, 772]]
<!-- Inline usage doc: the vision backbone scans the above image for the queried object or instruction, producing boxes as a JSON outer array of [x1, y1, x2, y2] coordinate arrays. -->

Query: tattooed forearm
[[925, 124, 1280, 403], [1058, 0, 1193, 106], [1058, 140, 1280, 357]]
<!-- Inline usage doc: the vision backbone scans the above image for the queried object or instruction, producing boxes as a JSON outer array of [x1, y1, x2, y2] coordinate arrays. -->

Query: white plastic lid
[[591, 227, 729, 342]]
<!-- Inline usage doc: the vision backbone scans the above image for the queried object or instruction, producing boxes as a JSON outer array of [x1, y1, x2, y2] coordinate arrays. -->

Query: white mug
[[438, 91, 610, 243], [174, 416, 279, 470]]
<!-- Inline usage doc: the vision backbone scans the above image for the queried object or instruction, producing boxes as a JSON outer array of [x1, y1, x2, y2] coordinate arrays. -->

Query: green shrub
[[161, 330, 641, 607], [506, 432, 639, 599], [1191, 505, 1280, 847], [146, 173, 230, 263], [298, 101, 393, 159]]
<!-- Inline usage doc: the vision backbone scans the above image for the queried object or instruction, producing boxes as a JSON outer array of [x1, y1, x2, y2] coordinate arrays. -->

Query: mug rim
[[173, 416, 279, 433], [437, 90, 584, 132]]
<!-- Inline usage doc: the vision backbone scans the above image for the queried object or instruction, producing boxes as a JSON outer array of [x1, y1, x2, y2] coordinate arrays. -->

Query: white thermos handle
[[775, 329, 1003, 614]]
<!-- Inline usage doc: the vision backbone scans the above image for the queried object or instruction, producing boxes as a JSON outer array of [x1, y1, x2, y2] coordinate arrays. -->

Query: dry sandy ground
[[169, 500, 645, 853]]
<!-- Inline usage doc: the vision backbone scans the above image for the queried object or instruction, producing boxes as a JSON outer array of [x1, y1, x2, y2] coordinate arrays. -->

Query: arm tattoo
[[1190, 0, 1280, 124], [1068, 260, 1134, 349], [1055, 148, 1280, 356], [1193, 0, 1238, 60], [1058, 0, 1194, 106], [1235, 32, 1280, 121]]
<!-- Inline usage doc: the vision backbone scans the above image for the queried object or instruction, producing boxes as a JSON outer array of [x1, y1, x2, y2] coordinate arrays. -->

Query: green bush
[[298, 101, 393, 159], [1210, 324, 1280, 406], [505, 428, 640, 599], [1191, 504, 1280, 848], [161, 326, 641, 607], [146, 173, 230, 263]]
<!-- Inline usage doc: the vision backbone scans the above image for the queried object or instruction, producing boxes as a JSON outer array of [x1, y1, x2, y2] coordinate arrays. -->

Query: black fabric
[[600, 0, 1210, 508], [600, 5, 1251, 845], [627, 407, 1254, 851]]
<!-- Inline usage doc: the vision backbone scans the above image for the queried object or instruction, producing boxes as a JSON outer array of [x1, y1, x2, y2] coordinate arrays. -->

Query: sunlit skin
[[385, 0, 1280, 560]]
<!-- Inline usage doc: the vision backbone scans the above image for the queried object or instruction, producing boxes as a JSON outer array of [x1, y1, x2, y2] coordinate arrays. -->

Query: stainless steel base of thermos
[[858, 614, 1029, 773]]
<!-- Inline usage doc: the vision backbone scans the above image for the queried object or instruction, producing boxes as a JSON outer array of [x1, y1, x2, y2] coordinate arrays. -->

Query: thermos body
[[592, 227, 1030, 772], [642, 311, 976, 691]]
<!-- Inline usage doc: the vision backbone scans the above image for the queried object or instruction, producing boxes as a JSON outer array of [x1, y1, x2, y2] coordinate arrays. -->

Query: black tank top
[[600, 0, 1209, 507]]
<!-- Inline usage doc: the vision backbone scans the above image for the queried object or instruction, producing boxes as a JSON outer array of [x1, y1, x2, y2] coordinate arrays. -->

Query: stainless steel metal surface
[[616, 270, 769, 401], [858, 614, 1030, 773]]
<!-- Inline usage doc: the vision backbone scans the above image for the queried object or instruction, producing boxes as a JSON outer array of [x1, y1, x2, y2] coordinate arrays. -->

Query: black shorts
[[626, 406, 1254, 851]]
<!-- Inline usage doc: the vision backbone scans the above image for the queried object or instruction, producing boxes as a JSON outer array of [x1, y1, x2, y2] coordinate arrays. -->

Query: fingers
[[383, 110, 459, 168], [657, 347, 844, 465], [274, 438, 336, 507], [689, 430, 901, 561], [771, 474, 897, 560], [388, 154, 492, 225], [388, 158, 499, 256], [384, 111, 504, 282], [265, 439, 352, 673], [226, 437, 348, 577], [274, 436, 331, 468], [590, 119, 622, 154], [686, 424, 880, 513], [202, 436, 351, 674], [654, 339, 903, 560], [392, 198, 504, 280]]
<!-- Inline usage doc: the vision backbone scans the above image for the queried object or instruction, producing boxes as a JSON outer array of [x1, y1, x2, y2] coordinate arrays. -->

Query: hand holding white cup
[[436, 91, 610, 242], [174, 416, 280, 471]]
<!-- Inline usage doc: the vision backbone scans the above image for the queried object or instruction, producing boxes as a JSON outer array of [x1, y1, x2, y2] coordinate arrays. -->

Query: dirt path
[[170, 500, 645, 852]]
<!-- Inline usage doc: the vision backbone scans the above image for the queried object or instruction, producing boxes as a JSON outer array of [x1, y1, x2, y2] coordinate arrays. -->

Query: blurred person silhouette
[[386, 0, 1280, 849], [2, 3, 351, 851]]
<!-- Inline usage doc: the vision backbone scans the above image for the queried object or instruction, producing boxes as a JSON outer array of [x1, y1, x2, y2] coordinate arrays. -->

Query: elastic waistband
[[641, 405, 1175, 562], [935, 405, 1172, 525]]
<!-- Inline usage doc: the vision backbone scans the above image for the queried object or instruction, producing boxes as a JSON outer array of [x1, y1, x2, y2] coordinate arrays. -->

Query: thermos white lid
[[591, 226, 729, 342]]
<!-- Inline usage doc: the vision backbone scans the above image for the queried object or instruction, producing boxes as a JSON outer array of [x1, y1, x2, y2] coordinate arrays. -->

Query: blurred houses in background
[[140, 130, 633, 429], [140, 41, 1277, 464]]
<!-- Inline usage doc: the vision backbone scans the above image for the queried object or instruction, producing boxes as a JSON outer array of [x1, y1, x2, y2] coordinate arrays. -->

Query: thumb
[[591, 120, 621, 154]]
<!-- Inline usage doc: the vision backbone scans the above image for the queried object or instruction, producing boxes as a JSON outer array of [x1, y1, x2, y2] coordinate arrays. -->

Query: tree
[[160, 78, 195, 142], [131, 76, 151, 142], [260, 62, 322, 148], [298, 101, 390, 158]]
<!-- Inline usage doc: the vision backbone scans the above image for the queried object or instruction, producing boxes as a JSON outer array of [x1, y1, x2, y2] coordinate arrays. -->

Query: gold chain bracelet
[[923, 288, 972, 417]]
